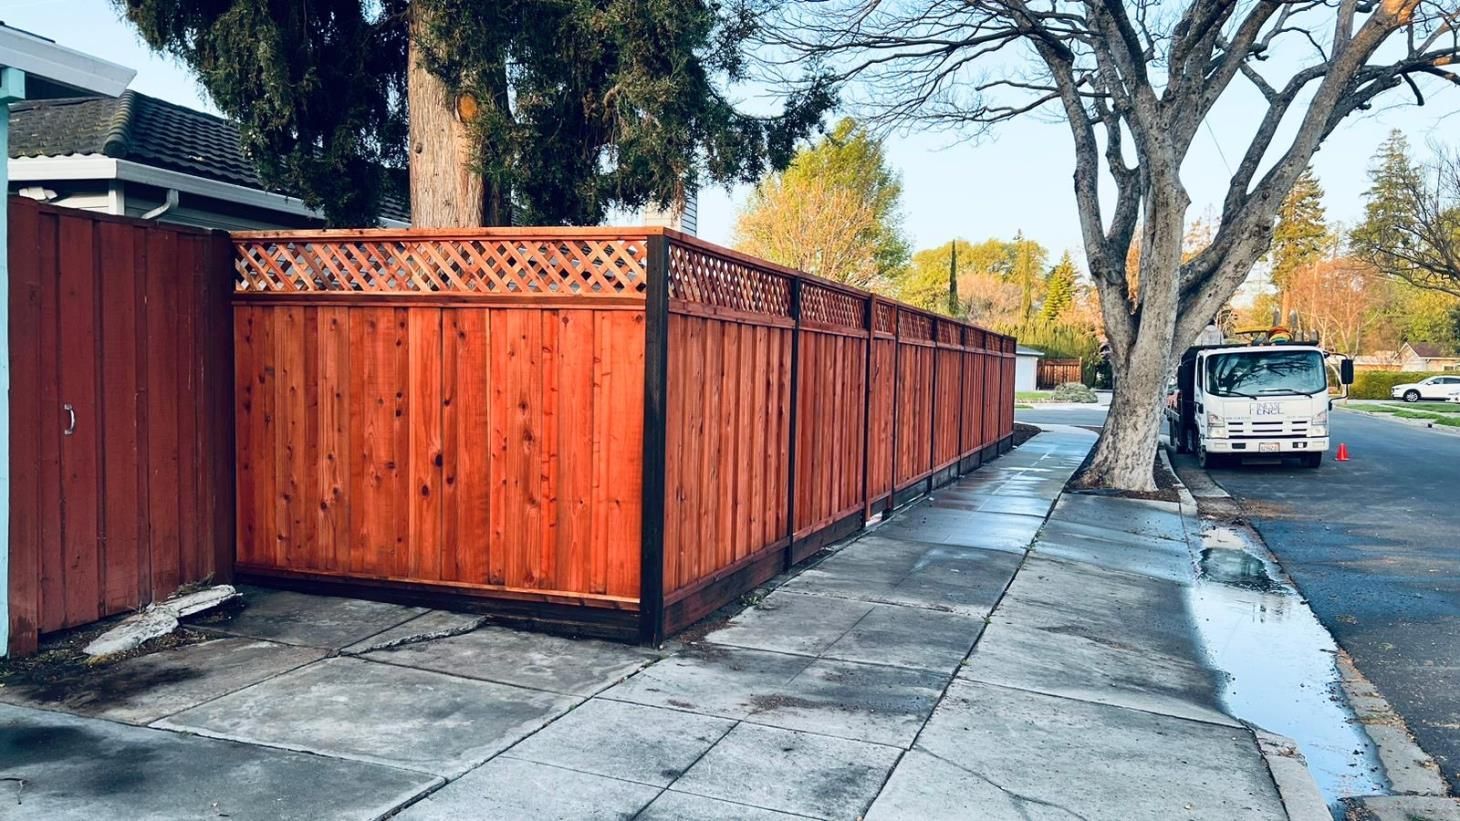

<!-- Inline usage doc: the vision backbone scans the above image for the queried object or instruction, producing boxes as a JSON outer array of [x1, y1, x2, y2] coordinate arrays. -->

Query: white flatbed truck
[[1167, 342, 1354, 469]]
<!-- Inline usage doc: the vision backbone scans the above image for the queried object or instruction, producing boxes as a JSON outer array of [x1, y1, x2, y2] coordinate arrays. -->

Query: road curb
[[1336, 406, 1460, 438]]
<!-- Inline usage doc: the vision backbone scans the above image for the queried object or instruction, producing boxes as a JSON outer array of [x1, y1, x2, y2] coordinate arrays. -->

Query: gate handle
[[63, 403, 76, 436]]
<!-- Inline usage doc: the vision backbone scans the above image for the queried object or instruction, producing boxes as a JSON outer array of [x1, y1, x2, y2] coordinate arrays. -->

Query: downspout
[[0, 66, 28, 656], [142, 188, 178, 220]]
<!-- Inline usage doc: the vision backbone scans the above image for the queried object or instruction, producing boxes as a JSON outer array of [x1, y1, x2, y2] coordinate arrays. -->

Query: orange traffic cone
[[1335, 443, 1350, 462]]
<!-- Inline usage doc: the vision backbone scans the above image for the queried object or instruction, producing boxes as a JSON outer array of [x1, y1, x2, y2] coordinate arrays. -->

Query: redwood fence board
[[7, 197, 234, 656], [225, 226, 1014, 643]]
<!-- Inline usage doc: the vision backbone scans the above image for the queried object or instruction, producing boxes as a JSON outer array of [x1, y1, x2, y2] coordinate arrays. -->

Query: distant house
[[8, 90, 408, 231], [1015, 345, 1044, 392], [1397, 342, 1460, 372], [1355, 343, 1460, 372], [1352, 350, 1402, 371]]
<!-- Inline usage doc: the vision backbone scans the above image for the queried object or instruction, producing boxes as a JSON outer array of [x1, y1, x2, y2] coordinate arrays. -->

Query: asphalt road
[[1202, 410, 1460, 793]]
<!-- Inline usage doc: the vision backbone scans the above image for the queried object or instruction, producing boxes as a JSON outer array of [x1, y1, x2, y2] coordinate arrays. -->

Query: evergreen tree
[[1041, 252, 1078, 321], [1269, 167, 1330, 312], [1350, 131, 1425, 282], [734, 118, 909, 286], [1008, 231, 1048, 321], [115, 0, 832, 226]]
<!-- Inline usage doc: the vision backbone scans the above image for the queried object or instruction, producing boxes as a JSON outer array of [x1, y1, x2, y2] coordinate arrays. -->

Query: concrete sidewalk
[[1, 426, 1303, 820]]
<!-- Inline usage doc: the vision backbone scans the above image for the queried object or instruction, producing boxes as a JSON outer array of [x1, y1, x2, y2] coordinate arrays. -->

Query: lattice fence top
[[873, 303, 895, 335], [899, 311, 934, 341], [964, 327, 985, 348], [236, 236, 648, 296], [936, 321, 960, 345], [667, 241, 793, 316], [801, 283, 867, 329]]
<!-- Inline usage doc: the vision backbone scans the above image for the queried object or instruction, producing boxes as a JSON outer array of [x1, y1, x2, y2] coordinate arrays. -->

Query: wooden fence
[[1037, 357, 1084, 389], [231, 228, 1014, 642], [7, 197, 235, 655]]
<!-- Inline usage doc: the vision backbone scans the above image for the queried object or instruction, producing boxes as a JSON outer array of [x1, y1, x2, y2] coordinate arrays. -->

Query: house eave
[[0, 28, 135, 97], [8, 155, 410, 228]]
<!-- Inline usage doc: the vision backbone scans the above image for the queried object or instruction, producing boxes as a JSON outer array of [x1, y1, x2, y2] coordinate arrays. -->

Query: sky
[[6, 0, 1458, 268]]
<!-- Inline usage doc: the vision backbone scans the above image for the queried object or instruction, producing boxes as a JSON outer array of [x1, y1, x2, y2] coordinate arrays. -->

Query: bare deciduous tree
[[771, 0, 1460, 490], [1354, 147, 1460, 298]]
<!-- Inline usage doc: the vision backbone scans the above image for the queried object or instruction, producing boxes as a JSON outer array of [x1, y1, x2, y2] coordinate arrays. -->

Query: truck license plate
[[1259, 443, 1280, 452], [1254, 402, 1281, 415]]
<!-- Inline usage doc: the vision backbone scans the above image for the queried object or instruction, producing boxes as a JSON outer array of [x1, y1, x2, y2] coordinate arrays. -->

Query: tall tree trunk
[[408, 11, 485, 228], [1076, 177, 1190, 492]]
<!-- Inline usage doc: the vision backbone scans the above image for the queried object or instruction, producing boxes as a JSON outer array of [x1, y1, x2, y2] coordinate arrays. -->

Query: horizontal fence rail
[[229, 227, 1015, 643]]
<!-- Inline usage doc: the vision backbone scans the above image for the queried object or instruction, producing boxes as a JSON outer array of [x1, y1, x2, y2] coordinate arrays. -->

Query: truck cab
[[1167, 344, 1353, 468]]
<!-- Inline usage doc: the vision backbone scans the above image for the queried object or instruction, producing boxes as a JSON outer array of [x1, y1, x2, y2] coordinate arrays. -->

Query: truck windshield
[[1205, 350, 1327, 397]]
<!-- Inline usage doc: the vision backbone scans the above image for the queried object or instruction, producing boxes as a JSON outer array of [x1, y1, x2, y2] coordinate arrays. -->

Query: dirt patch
[[1067, 448, 1181, 503], [748, 693, 822, 712], [0, 598, 247, 693], [1012, 422, 1040, 447], [1196, 494, 1295, 527]]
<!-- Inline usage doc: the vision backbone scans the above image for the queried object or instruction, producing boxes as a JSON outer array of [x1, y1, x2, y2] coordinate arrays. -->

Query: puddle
[[1186, 523, 1386, 816]]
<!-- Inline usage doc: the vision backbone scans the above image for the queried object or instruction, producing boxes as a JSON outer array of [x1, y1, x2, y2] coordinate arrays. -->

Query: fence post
[[783, 276, 802, 569], [639, 232, 669, 645], [862, 295, 874, 520], [889, 309, 902, 509], [928, 318, 938, 492]]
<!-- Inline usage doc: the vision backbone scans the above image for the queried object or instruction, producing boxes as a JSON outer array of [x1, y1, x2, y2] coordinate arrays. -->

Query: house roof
[[9, 90, 408, 222], [1016, 346, 1045, 357], [1405, 342, 1459, 360]]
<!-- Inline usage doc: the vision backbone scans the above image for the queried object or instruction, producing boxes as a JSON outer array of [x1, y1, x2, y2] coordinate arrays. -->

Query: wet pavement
[[0, 425, 1305, 820], [1187, 519, 1387, 811], [1196, 409, 1460, 794]]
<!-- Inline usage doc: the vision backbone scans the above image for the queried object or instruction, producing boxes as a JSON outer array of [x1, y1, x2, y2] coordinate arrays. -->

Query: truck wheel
[[1404, 390, 1421, 403], [1198, 445, 1221, 469], [1301, 452, 1322, 468]]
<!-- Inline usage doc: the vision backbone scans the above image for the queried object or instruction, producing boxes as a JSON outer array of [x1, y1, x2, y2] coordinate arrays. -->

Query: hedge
[[1349, 371, 1439, 400]]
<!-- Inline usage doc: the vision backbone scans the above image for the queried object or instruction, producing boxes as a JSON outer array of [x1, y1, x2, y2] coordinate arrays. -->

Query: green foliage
[[1042, 252, 1077, 321], [115, 0, 832, 226], [1052, 382, 1098, 402], [1350, 131, 1425, 282], [894, 236, 1050, 318], [1348, 371, 1443, 400], [1269, 167, 1330, 295], [1009, 231, 1048, 321], [734, 118, 908, 284]]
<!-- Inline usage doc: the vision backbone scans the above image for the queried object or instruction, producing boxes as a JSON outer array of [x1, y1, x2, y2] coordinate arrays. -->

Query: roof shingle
[[9, 91, 408, 222]]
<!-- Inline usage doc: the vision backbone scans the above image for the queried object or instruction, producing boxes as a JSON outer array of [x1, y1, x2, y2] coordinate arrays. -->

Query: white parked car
[[1390, 375, 1460, 402]]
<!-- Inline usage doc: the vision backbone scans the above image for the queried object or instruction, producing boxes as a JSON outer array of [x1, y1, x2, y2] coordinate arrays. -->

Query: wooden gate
[[7, 198, 235, 655]]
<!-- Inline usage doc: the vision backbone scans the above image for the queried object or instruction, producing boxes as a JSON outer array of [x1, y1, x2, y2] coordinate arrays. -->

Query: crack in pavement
[[917, 748, 1094, 821]]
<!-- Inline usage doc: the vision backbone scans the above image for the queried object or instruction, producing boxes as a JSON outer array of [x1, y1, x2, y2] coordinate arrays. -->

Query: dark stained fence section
[[1037, 357, 1084, 389], [7, 197, 234, 656]]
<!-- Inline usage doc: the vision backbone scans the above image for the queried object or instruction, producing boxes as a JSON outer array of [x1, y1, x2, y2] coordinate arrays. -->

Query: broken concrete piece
[[83, 609, 179, 658], [83, 585, 240, 658], [164, 585, 239, 618]]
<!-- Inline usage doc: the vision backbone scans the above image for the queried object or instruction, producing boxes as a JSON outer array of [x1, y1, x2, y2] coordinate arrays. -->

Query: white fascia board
[[0, 28, 135, 96], [9, 155, 410, 227]]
